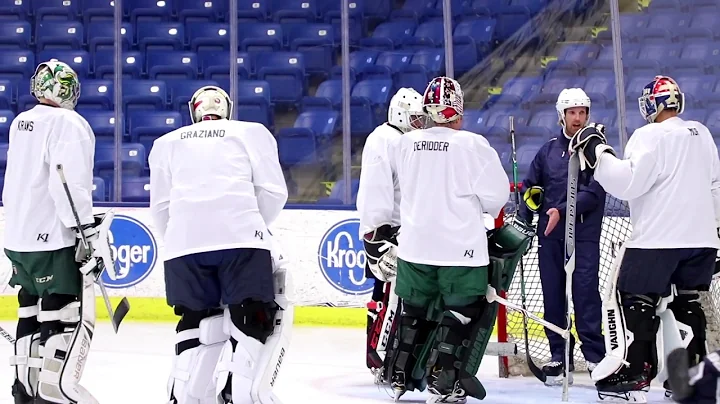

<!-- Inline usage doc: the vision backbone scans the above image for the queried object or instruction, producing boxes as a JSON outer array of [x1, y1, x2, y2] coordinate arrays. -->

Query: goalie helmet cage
[[496, 195, 720, 377]]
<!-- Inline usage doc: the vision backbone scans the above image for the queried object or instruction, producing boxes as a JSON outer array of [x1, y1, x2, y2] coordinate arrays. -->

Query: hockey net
[[498, 195, 720, 376]]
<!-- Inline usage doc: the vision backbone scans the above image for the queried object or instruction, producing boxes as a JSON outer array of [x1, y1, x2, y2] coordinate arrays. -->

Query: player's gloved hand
[[363, 224, 399, 282], [74, 211, 116, 280], [568, 123, 616, 171]]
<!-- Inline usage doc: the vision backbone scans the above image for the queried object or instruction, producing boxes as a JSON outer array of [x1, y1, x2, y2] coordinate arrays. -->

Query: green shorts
[[5, 247, 82, 297], [395, 258, 488, 308]]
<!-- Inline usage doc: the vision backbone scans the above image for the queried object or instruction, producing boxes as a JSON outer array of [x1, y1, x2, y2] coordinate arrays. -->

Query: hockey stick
[[561, 151, 580, 401], [56, 164, 130, 333], [0, 325, 15, 344], [509, 116, 547, 383]]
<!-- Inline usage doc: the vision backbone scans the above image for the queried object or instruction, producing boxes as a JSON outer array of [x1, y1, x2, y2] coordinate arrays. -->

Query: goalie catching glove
[[568, 122, 616, 171], [74, 211, 115, 280], [363, 224, 400, 282]]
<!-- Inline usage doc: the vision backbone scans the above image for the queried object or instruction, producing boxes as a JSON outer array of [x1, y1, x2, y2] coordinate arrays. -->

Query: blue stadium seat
[[350, 79, 393, 136], [255, 52, 306, 105], [35, 21, 84, 50], [0, 110, 14, 142], [273, 0, 317, 23], [147, 51, 199, 80], [0, 142, 7, 170], [125, 0, 174, 24], [237, 0, 269, 22], [94, 50, 144, 79], [682, 108, 708, 124], [470, 0, 505, 16], [427, 0, 471, 20], [94, 143, 146, 189], [16, 79, 35, 112], [287, 24, 334, 77], [360, 20, 416, 51], [545, 44, 600, 77], [82, 0, 116, 24], [625, 113, 647, 135], [77, 80, 113, 110], [277, 128, 318, 167], [525, 110, 556, 138], [238, 23, 283, 52], [136, 22, 185, 51], [591, 108, 617, 128], [300, 78, 345, 111], [165, 79, 220, 111], [485, 109, 530, 137], [294, 110, 340, 139], [500, 0, 547, 15], [0, 20, 30, 49], [362, 0, 390, 19], [646, 0, 682, 12], [0, 0, 30, 20], [0, 80, 12, 110], [685, 13, 720, 42], [494, 8, 533, 43], [186, 22, 229, 52], [317, 179, 360, 204], [0, 50, 34, 80], [121, 177, 151, 202], [452, 18, 496, 68], [516, 141, 543, 179], [390, 0, 436, 22], [331, 50, 378, 81], [122, 80, 168, 110], [81, 110, 119, 141], [492, 76, 541, 107], [199, 51, 251, 80], [528, 76, 586, 107], [33, 0, 79, 21], [638, 12, 691, 43], [674, 74, 716, 108], [407, 48, 444, 77], [177, 0, 227, 22], [362, 51, 413, 80], [461, 109, 490, 134], [236, 80, 273, 129], [687, 0, 720, 12], [401, 20, 443, 49], [626, 43, 682, 76], [323, 0, 363, 44], [129, 111, 183, 155], [92, 177, 106, 201], [584, 73, 616, 108], [625, 75, 653, 104], [37, 50, 90, 78], [86, 22, 132, 55], [674, 41, 720, 75], [615, 13, 649, 42]]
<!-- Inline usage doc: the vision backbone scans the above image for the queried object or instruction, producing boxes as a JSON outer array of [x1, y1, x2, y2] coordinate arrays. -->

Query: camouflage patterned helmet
[[30, 59, 81, 110]]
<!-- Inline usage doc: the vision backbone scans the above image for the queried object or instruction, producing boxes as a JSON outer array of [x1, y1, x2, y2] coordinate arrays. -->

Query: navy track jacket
[[518, 132, 607, 242]]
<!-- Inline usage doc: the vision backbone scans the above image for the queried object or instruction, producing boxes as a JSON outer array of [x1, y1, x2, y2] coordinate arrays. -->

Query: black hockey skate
[[595, 370, 650, 402], [11, 381, 32, 404], [426, 367, 468, 403], [542, 361, 574, 387]]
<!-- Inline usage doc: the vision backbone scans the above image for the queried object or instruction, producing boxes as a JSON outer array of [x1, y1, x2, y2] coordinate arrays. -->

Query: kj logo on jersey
[[101, 214, 158, 289], [318, 218, 374, 295]]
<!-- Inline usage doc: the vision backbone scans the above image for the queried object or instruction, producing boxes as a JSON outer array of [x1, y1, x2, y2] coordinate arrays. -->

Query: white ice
[[0, 322, 673, 403]]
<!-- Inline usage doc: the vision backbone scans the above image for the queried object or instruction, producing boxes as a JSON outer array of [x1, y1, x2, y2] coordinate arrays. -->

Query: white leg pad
[[655, 290, 694, 384], [9, 304, 42, 397], [168, 314, 227, 404]]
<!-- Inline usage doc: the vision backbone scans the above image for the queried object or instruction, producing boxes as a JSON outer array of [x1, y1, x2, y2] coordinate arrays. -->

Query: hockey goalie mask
[[639, 75, 685, 124], [388, 87, 426, 133], [423, 76, 464, 124], [556, 88, 591, 134], [188, 85, 233, 123], [31, 59, 81, 110]]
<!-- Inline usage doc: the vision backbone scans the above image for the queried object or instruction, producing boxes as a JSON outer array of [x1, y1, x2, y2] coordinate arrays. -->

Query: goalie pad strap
[[18, 305, 39, 318], [37, 302, 80, 323]]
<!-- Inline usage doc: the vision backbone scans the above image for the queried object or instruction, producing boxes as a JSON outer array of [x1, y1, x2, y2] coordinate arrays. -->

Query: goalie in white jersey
[[357, 87, 426, 382], [569, 75, 720, 401], [4, 59, 115, 404], [384, 77, 510, 403], [149, 85, 292, 404]]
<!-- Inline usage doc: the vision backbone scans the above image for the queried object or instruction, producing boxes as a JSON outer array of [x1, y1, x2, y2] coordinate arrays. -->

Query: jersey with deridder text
[[392, 126, 510, 266], [3, 105, 95, 252], [149, 119, 288, 260]]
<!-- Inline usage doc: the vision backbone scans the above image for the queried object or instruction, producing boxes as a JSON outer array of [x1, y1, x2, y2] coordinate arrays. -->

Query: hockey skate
[[390, 371, 409, 402], [595, 371, 649, 403], [425, 368, 468, 404], [542, 361, 574, 387]]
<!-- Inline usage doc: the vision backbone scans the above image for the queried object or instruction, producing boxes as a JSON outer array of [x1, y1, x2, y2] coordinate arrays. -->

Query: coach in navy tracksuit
[[518, 88, 606, 385]]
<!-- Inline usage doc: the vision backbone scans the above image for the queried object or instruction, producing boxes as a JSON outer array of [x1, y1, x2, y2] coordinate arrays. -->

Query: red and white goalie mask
[[422, 76, 464, 124], [188, 85, 233, 123]]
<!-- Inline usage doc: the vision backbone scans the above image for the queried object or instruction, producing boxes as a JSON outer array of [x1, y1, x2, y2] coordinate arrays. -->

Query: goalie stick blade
[[111, 297, 130, 333], [667, 348, 694, 402]]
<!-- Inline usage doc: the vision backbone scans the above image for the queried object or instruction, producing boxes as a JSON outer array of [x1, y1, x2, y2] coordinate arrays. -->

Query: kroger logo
[[317, 218, 374, 295], [102, 215, 157, 289]]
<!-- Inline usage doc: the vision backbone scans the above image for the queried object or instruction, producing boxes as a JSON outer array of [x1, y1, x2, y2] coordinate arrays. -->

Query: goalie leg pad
[[385, 303, 436, 392], [621, 294, 661, 379], [215, 269, 293, 404], [168, 307, 226, 404], [668, 291, 707, 366], [425, 299, 495, 401], [11, 289, 41, 401], [35, 293, 98, 404]]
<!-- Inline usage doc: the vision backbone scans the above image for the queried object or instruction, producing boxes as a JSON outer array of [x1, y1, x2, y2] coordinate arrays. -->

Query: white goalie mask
[[188, 85, 233, 123], [31, 59, 81, 110], [556, 88, 591, 129], [387, 87, 426, 133], [423, 76, 464, 124]]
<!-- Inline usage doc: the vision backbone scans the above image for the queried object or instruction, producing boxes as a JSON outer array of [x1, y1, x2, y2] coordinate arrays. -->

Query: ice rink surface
[[0, 322, 673, 403]]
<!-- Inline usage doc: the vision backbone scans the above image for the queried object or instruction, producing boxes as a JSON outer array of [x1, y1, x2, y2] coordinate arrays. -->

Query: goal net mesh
[[502, 195, 720, 375]]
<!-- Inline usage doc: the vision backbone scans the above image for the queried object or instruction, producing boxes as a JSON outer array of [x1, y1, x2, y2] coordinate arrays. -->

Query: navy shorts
[[164, 248, 275, 311], [618, 248, 717, 297]]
